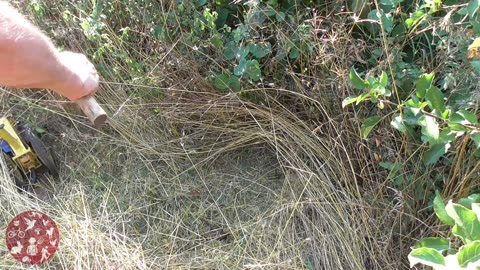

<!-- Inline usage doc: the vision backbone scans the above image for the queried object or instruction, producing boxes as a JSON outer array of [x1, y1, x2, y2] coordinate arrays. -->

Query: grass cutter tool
[[0, 96, 106, 190]]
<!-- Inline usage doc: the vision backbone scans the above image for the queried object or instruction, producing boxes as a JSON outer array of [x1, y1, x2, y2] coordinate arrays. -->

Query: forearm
[[0, 1, 66, 90]]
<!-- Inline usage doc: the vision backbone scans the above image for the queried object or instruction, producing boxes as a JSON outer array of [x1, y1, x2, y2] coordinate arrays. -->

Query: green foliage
[[409, 193, 480, 269], [139, 0, 314, 92], [344, 67, 480, 165]]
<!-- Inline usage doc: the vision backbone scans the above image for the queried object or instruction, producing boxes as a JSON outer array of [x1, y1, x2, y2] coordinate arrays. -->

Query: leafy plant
[[343, 63, 480, 166], [409, 192, 480, 269]]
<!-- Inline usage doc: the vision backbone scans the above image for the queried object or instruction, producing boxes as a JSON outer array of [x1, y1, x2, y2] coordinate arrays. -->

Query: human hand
[[52, 51, 99, 100]]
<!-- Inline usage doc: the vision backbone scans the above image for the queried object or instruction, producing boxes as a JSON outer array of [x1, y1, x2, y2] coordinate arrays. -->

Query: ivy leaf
[[249, 42, 272, 59], [349, 67, 369, 89], [232, 24, 249, 43], [246, 59, 261, 81], [416, 73, 434, 99], [214, 74, 240, 91], [446, 201, 480, 243], [276, 11, 286, 21], [423, 142, 449, 165], [228, 75, 241, 91], [408, 248, 445, 268], [421, 115, 439, 144], [152, 25, 165, 40], [214, 74, 229, 90], [361, 116, 382, 138], [289, 47, 300, 59], [224, 41, 237, 60], [434, 191, 455, 226], [413, 237, 450, 252], [234, 58, 247, 76], [425, 86, 445, 115], [236, 46, 250, 61], [457, 241, 480, 268]]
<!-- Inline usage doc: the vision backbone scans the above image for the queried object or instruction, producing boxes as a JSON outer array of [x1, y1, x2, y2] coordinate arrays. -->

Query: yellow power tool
[[0, 117, 58, 190], [0, 96, 107, 190]]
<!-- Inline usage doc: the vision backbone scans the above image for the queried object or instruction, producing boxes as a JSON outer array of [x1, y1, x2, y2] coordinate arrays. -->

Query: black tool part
[[15, 122, 58, 177], [22, 127, 58, 177], [2, 152, 28, 190]]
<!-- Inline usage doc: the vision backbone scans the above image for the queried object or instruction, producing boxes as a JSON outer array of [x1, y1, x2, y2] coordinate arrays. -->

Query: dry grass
[[0, 1, 445, 269]]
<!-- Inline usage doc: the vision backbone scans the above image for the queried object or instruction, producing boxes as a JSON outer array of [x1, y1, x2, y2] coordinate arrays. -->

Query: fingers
[[56, 51, 99, 100]]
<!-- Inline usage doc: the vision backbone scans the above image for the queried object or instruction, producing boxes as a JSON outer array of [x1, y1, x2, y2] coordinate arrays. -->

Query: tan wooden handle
[[75, 96, 107, 127]]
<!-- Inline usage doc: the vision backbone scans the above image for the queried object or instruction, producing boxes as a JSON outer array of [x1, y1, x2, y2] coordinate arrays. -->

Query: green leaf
[[425, 86, 445, 114], [434, 191, 455, 226], [236, 46, 249, 60], [408, 248, 445, 268], [446, 201, 480, 243], [367, 9, 393, 33], [215, 74, 240, 92], [228, 75, 240, 91], [379, 71, 388, 87], [349, 67, 369, 89], [413, 237, 450, 252], [391, 114, 407, 134], [194, 0, 208, 7], [423, 143, 449, 165], [439, 128, 456, 144], [471, 133, 480, 149], [232, 25, 248, 43], [471, 60, 480, 74], [467, 0, 480, 17], [263, 5, 277, 16], [249, 42, 272, 58], [405, 10, 425, 29], [458, 194, 480, 209], [355, 92, 371, 104], [361, 116, 382, 138], [380, 11, 393, 33], [152, 25, 164, 40], [276, 11, 285, 21], [214, 74, 229, 90], [246, 59, 261, 81], [421, 116, 439, 144], [342, 96, 358, 108], [458, 241, 480, 267], [472, 203, 480, 222], [416, 73, 434, 99], [34, 127, 47, 135], [234, 58, 247, 76], [289, 47, 300, 59], [224, 41, 237, 60], [452, 110, 478, 125]]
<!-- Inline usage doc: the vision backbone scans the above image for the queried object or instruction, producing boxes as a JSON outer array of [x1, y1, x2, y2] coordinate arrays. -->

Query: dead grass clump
[[0, 1, 414, 269]]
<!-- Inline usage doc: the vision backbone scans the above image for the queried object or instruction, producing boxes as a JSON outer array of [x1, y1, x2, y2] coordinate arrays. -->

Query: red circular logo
[[5, 210, 60, 265]]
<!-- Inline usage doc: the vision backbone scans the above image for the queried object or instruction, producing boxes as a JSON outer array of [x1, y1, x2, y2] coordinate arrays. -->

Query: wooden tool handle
[[75, 96, 107, 127]]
